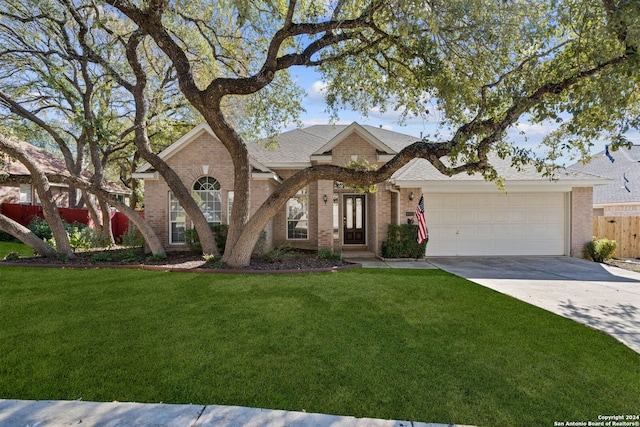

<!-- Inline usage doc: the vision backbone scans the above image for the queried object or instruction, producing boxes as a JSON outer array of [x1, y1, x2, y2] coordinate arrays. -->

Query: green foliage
[[212, 224, 229, 253], [0, 231, 18, 242], [184, 224, 230, 253], [28, 217, 53, 241], [121, 226, 145, 248], [203, 253, 224, 268], [586, 238, 617, 263], [343, 158, 378, 193], [261, 242, 296, 263], [27, 217, 107, 251], [318, 249, 341, 260], [145, 253, 167, 262], [90, 249, 142, 263], [252, 229, 267, 257], [184, 228, 202, 252], [3, 251, 19, 261], [381, 224, 427, 259]]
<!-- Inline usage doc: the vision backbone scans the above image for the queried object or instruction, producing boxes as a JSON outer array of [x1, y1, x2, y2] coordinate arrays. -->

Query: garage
[[424, 192, 568, 256]]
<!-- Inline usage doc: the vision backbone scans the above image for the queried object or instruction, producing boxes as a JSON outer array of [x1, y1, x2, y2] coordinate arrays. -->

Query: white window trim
[[169, 192, 186, 245], [286, 187, 309, 240]]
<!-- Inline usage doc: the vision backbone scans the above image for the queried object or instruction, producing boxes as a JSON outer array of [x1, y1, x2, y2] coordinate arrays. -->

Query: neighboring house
[[134, 122, 607, 258], [0, 138, 130, 207], [569, 145, 640, 216]]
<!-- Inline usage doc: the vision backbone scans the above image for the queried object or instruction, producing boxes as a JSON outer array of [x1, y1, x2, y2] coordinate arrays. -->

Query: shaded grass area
[[0, 241, 34, 258], [1, 266, 638, 426]]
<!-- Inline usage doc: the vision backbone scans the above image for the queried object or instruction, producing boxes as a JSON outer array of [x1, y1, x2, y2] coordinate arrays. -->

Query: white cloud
[[306, 81, 327, 105]]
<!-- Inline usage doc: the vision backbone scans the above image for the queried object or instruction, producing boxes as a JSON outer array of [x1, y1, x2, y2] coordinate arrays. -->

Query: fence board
[[593, 216, 640, 259]]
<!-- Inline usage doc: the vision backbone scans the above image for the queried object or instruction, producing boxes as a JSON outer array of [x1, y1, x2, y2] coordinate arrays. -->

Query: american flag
[[415, 195, 428, 244]]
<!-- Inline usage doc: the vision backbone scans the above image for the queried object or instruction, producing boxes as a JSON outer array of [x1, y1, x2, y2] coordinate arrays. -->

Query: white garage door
[[425, 192, 567, 256]]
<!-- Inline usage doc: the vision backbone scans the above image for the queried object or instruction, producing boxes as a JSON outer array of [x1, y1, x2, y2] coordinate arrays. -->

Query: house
[[134, 122, 607, 258], [569, 145, 640, 216], [0, 139, 130, 207]]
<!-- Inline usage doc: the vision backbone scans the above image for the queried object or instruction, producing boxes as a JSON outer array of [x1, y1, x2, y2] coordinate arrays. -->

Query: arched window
[[192, 176, 222, 226]]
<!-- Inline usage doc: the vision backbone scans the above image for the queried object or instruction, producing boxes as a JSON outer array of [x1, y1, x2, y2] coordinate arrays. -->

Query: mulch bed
[[1, 247, 357, 274]]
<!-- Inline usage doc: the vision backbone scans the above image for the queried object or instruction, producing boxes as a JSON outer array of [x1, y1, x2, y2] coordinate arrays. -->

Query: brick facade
[[571, 187, 593, 258], [140, 124, 596, 258]]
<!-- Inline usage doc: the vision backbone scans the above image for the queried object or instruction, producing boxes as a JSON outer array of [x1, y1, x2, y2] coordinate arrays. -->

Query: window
[[227, 191, 234, 223], [287, 187, 308, 239], [169, 192, 186, 244], [19, 184, 32, 204], [192, 176, 222, 226]]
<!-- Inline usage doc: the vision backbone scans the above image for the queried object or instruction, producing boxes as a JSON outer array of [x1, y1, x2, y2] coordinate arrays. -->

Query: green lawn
[[0, 241, 35, 258], [1, 266, 638, 426]]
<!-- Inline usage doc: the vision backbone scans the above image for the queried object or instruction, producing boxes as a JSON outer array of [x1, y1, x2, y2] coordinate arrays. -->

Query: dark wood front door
[[343, 195, 366, 244]]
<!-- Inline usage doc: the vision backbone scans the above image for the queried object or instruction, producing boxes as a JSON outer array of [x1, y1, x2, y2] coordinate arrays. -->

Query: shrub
[[27, 218, 107, 250], [586, 238, 617, 262], [121, 226, 145, 248], [184, 228, 201, 252], [0, 231, 18, 242], [261, 242, 296, 263], [318, 249, 341, 260], [212, 224, 229, 253], [66, 223, 96, 250], [145, 253, 167, 262], [381, 224, 427, 259], [3, 251, 20, 261], [28, 217, 53, 241]]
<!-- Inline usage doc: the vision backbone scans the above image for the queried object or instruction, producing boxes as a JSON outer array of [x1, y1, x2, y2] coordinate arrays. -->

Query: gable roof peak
[[311, 121, 397, 156]]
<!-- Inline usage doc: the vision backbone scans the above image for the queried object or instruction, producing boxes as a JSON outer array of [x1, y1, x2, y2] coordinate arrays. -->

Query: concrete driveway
[[427, 256, 640, 354]]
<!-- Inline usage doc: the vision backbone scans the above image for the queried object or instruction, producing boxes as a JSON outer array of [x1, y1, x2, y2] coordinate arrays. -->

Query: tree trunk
[[83, 191, 105, 236], [0, 134, 75, 259], [99, 198, 115, 245], [0, 213, 57, 257], [52, 173, 166, 256]]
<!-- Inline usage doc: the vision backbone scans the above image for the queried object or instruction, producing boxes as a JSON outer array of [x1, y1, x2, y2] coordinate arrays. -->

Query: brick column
[[571, 187, 593, 258], [317, 180, 334, 250]]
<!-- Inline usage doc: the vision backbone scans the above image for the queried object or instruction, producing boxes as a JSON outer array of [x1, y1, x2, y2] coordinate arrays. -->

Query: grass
[[0, 241, 34, 259], [1, 266, 638, 426]]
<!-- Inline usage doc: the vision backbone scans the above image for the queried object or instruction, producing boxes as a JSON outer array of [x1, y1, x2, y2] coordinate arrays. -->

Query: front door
[[343, 194, 366, 244]]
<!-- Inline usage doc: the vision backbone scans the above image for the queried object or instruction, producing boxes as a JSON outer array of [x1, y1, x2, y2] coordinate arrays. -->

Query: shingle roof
[[568, 146, 640, 204], [391, 155, 602, 183], [247, 123, 420, 165], [248, 123, 601, 184], [1, 139, 130, 194]]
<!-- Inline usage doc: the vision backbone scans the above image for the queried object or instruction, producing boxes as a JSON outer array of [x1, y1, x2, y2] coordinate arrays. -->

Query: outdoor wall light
[[323, 194, 328, 204], [409, 192, 415, 201]]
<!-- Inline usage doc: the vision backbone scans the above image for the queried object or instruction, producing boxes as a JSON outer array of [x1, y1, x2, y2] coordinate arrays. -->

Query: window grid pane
[[287, 188, 308, 240], [193, 177, 222, 226], [169, 192, 186, 244]]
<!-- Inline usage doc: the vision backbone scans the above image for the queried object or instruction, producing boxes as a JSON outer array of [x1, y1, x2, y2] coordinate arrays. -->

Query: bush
[[28, 217, 53, 241], [121, 226, 145, 248], [586, 238, 617, 262], [27, 218, 109, 251], [261, 242, 296, 263], [381, 224, 427, 259], [212, 224, 229, 253], [3, 251, 20, 261], [318, 249, 341, 260], [0, 231, 18, 242], [184, 228, 201, 252]]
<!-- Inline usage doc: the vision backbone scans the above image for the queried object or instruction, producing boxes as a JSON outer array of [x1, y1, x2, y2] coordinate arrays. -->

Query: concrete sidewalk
[[0, 399, 474, 427]]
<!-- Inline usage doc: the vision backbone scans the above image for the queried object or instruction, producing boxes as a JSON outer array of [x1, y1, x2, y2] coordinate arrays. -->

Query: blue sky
[[292, 69, 640, 166]]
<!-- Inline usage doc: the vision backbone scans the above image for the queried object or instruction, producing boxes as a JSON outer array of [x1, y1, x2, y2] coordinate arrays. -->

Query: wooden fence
[[0, 202, 138, 241], [593, 216, 640, 259]]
